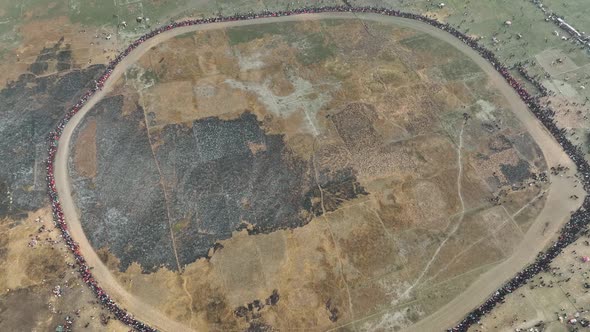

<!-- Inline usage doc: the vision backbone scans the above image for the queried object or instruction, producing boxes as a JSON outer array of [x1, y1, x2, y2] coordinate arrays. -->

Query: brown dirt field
[[0, 208, 130, 331], [1, 15, 119, 88], [73, 118, 98, 178], [96, 18, 552, 331], [54, 14, 565, 332]]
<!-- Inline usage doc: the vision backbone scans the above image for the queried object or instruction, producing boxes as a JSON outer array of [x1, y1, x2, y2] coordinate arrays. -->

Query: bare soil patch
[[73, 118, 97, 177]]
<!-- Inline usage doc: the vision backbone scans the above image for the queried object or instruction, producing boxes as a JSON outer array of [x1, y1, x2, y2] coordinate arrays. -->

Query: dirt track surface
[[54, 13, 584, 331]]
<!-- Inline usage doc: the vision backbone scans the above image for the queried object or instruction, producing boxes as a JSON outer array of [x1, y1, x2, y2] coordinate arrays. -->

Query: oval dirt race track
[[54, 12, 584, 331]]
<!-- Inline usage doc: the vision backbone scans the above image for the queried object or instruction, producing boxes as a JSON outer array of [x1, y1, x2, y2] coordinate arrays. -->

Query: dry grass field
[[65, 18, 550, 331], [2, 0, 588, 330]]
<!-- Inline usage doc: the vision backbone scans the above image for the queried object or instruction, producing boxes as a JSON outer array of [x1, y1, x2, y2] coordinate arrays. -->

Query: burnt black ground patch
[[500, 159, 531, 184], [69, 99, 177, 272], [304, 168, 368, 216], [155, 112, 313, 266], [156, 113, 366, 265], [71, 110, 368, 271], [0, 39, 103, 219]]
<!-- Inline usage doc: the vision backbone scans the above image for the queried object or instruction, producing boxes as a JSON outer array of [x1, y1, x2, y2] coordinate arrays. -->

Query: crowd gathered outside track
[[44, 5, 590, 332]]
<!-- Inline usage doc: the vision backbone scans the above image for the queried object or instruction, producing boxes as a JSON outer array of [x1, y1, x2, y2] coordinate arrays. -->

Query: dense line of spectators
[[515, 65, 550, 98], [44, 6, 590, 332]]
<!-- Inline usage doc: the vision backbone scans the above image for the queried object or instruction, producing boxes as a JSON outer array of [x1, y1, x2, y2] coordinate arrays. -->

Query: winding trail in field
[[54, 12, 584, 332], [401, 120, 468, 300]]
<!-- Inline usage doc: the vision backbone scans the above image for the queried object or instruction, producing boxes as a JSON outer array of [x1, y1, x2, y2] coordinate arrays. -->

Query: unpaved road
[[54, 12, 584, 332]]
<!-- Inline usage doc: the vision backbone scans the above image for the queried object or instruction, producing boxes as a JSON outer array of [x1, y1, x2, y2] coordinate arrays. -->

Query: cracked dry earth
[[68, 19, 549, 331]]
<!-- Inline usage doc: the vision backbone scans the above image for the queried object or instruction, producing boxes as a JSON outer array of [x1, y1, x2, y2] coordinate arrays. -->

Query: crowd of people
[[515, 65, 550, 98], [44, 5, 590, 332]]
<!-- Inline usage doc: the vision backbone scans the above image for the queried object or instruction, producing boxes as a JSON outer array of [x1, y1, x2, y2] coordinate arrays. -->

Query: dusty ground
[[0, 209, 129, 331], [66, 18, 550, 331]]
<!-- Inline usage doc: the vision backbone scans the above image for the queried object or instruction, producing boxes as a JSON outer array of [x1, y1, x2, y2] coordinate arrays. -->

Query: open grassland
[[65, 18, 550, 331]]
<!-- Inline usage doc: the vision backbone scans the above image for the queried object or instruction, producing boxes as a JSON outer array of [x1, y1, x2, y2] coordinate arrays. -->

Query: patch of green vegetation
[[227, 20, 337, 65], [0, 0, 21, 19], [295, 33, 335, 65], [321, 19, 347, 27], [66, 0, 192, 28], [0, 0, 67, 34], [0, 0, 65, 19], [439, 109, 468, 144], [438, 58, 482, 80], [172, 219, 189, 233], [463, 76, 499, 101], [399, 33, 461, 61], [0, 47, 9, 61], [174, 31, 194, 39], [126, 65, 159, 85], [142, 0, 188, 20], [125, 66, 141, 80], [377, 49, 398, 62], [216, 0, 266, 15], [68, 0, 118, 26], [140, 68, 159, 84], [226, 22, 291, 45]]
